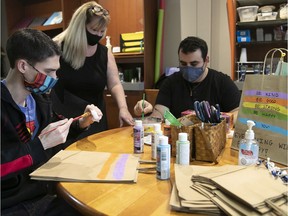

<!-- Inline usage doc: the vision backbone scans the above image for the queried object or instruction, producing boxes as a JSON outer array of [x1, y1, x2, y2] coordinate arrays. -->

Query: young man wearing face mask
[[1, 28, 103, 215], [134, 36, 241, 119]]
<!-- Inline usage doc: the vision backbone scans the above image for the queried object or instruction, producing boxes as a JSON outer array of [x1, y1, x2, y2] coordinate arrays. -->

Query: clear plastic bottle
[[156, 135, 170, 180], [134, 120, 144, 153], [176, 133, 190, 165], [105, 36, 112, 52], [151, 124, 163, 160], [238, 120, 259, 166]]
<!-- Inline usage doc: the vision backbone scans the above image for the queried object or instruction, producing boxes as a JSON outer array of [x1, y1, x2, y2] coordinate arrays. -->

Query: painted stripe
[[113, 154, 129, 180], [1, 155, 33, 177], [242, 96, 287, 107], [238, 117, 287, 136], [242, 102, 287, 115], [244, 90, 287, 99], [242, 107, 287, 121], [97, 153, 118, 180]]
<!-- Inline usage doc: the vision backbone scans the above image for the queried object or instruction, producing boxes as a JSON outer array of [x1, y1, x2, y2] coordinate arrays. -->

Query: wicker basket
[[170, 115, 201, 159], [170, 114, 226, 163], [193, 119, 226, 163]]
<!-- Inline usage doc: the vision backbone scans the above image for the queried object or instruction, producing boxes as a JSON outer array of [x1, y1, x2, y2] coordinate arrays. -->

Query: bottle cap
[[159, 135, 168, 145], [135, 120, 142, 127], [154, 123, 161, 132], [178, 133, 188, 141], [245, 120, 255, 140]]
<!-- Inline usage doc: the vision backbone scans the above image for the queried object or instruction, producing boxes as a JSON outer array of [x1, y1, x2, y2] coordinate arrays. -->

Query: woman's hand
[[39, 118, 73, 150], [119, 107, 134, 127], [79, 104, 103, 129], [134, 100, 153, 116]]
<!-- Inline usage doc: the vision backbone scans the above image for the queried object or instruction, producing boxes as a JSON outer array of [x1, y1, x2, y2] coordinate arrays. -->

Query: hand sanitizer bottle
[[105, 36, 112, 52], [238, 120, 259, 166]]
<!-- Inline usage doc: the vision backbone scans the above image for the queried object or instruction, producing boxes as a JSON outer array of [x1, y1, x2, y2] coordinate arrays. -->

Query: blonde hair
[[53, 1, 110, 69]]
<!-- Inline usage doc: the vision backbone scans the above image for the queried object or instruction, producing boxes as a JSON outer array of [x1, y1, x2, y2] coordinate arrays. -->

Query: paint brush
[[39, 112, 91, 136]]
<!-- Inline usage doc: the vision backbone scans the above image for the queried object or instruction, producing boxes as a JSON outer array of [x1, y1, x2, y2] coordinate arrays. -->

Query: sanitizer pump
[[106, 36, 112, 52], [238, 120, 259, 166]]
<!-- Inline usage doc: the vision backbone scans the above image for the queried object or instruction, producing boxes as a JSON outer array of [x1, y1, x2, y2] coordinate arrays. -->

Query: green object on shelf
[[164, 110, 182, 127]]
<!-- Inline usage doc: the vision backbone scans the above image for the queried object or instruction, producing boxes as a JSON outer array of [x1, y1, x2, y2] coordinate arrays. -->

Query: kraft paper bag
[[30, 150, 139, 182], [231, 74, 288, 165]]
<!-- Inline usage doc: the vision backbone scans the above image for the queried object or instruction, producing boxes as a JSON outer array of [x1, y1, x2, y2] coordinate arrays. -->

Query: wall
[[163, 0, 231, 76]]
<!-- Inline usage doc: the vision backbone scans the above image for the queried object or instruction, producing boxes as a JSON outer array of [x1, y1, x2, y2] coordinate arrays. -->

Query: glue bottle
[[238, 120, 259, 166], [163, 119, 172, 146], [134, 120, 144, 153], [151, 123, 163, 160], [156, 135, 170, 180], [106, 36, 112, 52], [176, 133, 190, 165]]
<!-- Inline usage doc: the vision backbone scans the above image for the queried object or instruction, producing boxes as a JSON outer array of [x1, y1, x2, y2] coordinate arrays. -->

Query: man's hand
[[134, 100, 153, 116], [39, 118, 73, 150]]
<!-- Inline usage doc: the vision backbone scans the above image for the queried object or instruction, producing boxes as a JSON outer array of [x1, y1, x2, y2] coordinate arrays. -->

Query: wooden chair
[[144, 89, 159, 107]]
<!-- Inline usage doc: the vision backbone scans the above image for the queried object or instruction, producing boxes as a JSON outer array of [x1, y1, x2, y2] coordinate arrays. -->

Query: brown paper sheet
[[30, 150, 139, 182]]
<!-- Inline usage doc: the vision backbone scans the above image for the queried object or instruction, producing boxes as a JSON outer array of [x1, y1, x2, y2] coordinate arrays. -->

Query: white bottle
[[156, 135, 170, 180], [151, 124, 163, 160], [176, 133, 190, 165], [238, 120, 259, 166], [133, 120, 144, 153], [106, 36, 112, 52]]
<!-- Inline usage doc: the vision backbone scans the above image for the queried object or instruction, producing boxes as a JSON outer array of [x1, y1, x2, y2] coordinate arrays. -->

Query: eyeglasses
[[27, 62, 41, 73], [91, 6, 109, 16]]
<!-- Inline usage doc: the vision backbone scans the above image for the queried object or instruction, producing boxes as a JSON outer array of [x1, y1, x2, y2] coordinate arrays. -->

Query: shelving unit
[[5, 0, 81, 38], [227, 0, 287, 81]]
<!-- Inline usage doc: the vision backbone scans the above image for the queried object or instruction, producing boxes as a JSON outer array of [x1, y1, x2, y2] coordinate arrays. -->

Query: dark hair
[[6, 28, 61, 68], [178, 36, 208, 61]]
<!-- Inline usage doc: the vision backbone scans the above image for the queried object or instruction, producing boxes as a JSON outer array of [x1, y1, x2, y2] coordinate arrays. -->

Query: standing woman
[[52, 1, 134, 140]]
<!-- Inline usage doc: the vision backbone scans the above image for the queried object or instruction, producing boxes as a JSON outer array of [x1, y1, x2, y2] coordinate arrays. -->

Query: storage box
[[237, 6, 259, 22], [257, 12, 277, 21], [120, 31, 144, 53], [237, 30, 251, 42]]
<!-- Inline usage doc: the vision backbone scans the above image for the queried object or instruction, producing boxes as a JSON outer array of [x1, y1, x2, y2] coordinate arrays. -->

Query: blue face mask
[[180, 65, 205, 83], [24, 65, 58, 94]]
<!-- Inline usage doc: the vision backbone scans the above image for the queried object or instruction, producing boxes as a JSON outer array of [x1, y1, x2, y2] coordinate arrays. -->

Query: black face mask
[[86, 29, 102, 46]]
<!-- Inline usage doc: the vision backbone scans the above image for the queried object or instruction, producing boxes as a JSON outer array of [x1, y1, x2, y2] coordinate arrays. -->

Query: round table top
[[57, 126, 238, 216]]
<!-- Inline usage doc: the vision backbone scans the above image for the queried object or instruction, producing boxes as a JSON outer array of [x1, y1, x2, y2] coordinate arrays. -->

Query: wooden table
[[57, 126, 238, 216]]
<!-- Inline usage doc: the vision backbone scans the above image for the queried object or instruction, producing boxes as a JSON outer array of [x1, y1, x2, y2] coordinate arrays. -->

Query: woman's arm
[[106, 50, 134, 126]]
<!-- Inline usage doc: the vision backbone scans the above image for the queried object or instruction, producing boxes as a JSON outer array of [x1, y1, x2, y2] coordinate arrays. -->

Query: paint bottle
[[151, 123, 163, 160], [156, 135, 170, 180], [133, 120, 144, 153], [238, 120, 259, 166], [176, 133, 190, 165]]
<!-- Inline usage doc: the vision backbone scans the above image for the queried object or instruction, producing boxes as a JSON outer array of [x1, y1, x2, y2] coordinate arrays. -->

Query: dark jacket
[[1, 83, 82, 209]]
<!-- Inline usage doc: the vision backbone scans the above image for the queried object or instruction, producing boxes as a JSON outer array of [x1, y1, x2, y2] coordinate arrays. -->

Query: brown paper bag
[[231, 74, 288, 165]]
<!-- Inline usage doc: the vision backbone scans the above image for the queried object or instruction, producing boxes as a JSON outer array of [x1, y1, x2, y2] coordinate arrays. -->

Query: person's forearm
[[109, 84, 128, 110]]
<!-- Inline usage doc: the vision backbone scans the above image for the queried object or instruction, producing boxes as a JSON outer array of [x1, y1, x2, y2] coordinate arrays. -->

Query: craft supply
[[39, 112, 91, 136], [156, 135, 170, 180], [163, 119, 172, 148], [151, 123, 163, 160], [164, 110, 182, 127], [176, 133, 190, 165], [194, 101, 221, 123], [133, 120, 144, 153], [238, 120, 259, 166]]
